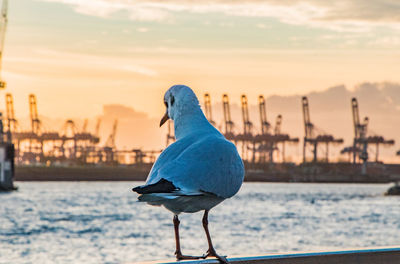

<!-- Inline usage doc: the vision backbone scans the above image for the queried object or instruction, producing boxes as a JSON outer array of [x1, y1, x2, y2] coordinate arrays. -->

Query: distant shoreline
[[14, 164, 400, 183]]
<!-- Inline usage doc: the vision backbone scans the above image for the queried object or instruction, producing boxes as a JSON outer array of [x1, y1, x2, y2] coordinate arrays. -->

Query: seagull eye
[[171, 96, 175, 106]]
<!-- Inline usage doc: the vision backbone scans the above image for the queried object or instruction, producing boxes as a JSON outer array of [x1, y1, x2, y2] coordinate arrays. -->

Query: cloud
[[7, 48, 158, 78], [39, 0, 400, 32], [136, 27, 149, 33], [99, 104, 164, 149]]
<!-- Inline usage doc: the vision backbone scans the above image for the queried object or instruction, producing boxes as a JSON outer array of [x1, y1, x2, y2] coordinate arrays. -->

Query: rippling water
[[1, 182, 399, 263]]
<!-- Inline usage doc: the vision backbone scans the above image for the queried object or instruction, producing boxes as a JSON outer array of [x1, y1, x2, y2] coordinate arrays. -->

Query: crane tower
[[0, 0, 7, 89]]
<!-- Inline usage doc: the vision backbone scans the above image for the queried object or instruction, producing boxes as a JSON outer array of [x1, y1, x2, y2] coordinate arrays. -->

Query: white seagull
[[132, 85, 244, 263]]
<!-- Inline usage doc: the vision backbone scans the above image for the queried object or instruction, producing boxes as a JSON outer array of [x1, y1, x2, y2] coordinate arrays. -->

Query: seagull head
[[160, 85, 200, 127]]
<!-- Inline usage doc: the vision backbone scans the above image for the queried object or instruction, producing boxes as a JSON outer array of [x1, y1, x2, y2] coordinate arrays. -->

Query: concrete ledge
[[137, 246, 400, 264]]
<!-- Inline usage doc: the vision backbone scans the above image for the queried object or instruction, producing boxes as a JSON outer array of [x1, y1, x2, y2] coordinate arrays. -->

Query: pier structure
[[140, 246, 400, 264]]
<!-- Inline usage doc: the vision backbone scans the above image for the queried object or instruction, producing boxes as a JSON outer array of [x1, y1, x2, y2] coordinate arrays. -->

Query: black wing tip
[[132, 186, 142, 193], [132, 179, 176, 194]]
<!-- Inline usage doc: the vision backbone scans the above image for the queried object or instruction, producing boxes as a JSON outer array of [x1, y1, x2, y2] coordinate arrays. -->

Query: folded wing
[[146, 135, 244, 199]]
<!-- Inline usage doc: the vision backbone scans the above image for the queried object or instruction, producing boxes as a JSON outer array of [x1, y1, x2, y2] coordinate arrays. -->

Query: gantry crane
[[105, 119, 118, 149], [29, 94, 41, 135], [256, 96, 298, 164], [274, 114, 282, 135], [95, 118, 101, 137], [222, 94, 235, 140], [273, 114, 299, 163], [258, 95, 270, 134], [81, 119, 88, 133], [0, 0, 14, 191], [104, 119, 118, 164], [302, 96, 343, 163], [72, 119, 99, 162], [256, 95, 275, 163], [238, 94, 255, 161], [348, 98, 369, 163], [5, 93, 17, 133], [27, 94, 42, 156], [0, 0, 8, 89], [348, 97, 394, 163], [241, 95, 252, 136], [61, 119, 77, 159], [10, 94, 55, 163], [204, 93, 215, 126]]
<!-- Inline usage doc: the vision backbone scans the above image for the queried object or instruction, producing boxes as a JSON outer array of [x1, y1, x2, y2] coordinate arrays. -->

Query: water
[[1, 182, 399, 264]]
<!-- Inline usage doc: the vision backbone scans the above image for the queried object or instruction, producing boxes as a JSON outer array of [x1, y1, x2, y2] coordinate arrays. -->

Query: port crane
[[347, 97, 394, 163], [0, 0, 15, 191], [258, 95, 270, 135], [204, 93, 215, 126], [29, 94, 41, 135], [273, 114, 299, 163], [95, 118, 101, 137], [255, 96, 299, 164], [5, 93, 17, 134], [61, 119, 78, 159], [273, 114, 283, 161], [222, 94, 235, 141], [105, 119, 118, 149], [241, 95, 253, 136], [256, 95, 272, 162], [237, 94, 255, 161], [0, 0, 7, 89], [104, 119, 118, 164], [81, 119, 88, 133], [302, 96, 343, 163], [274, 114, 282, 135]]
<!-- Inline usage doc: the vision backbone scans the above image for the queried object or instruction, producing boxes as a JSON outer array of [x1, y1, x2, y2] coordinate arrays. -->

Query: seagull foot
[[175, 251, 204, 261], [203, 249, 229, 264]]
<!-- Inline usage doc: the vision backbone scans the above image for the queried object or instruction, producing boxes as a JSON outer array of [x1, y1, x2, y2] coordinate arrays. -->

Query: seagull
[[132, 85, 244, 263]]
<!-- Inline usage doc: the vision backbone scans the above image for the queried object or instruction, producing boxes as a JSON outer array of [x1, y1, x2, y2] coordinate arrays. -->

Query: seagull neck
[[173, 108, 213, 140]]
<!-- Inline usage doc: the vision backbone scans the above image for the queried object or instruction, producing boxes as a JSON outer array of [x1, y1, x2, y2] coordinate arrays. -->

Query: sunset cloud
[[40, 0, 400, 31]]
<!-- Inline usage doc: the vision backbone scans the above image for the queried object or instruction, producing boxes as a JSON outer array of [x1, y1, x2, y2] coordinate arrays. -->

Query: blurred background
[[1, 1, 400, 263]]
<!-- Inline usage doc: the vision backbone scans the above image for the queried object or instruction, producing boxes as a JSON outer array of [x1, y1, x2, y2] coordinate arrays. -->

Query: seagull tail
[[137, 193, 179, 206]]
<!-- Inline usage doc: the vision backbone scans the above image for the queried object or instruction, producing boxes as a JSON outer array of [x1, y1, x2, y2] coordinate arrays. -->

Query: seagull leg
[[173, 215, 203, 261], [201, 210, 229, 264]]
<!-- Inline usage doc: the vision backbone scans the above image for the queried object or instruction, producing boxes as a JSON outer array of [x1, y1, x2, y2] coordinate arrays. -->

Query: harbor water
[[1, 182, 399, 263]]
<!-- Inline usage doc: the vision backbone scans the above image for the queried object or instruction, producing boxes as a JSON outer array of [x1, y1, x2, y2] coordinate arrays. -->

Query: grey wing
[[156, 136, 244, 199], [145, 135, 195, 185]]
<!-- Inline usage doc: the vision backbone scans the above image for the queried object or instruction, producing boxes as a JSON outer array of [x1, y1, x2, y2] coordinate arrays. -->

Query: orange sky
[[1, 0, 400, 161], [2, 0, 400, 120]]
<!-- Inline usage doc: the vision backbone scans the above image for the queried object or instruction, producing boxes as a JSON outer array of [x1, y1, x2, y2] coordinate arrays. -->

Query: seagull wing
[[148, 135, 244, 199], [145, 134, 196, 185]]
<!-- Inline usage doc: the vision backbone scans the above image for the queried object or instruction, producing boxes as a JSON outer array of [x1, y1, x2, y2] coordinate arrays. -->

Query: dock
[[137, 246, 400, 264]]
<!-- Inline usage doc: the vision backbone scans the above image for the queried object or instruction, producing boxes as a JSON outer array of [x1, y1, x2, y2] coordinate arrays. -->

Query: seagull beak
[[160, 112, 169, 127]]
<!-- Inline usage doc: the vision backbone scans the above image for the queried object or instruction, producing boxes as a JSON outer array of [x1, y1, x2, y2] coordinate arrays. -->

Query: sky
[[1, 0, 400, 159], [2, 0, 400, 119]]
